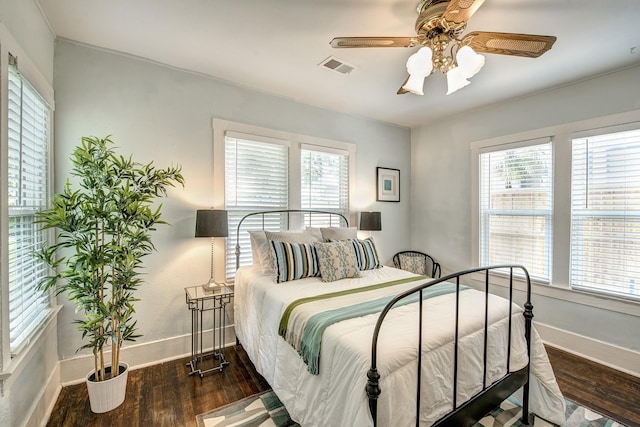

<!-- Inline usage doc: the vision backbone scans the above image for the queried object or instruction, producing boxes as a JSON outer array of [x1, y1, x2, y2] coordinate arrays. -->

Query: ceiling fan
[[330, 0, 556, 95]]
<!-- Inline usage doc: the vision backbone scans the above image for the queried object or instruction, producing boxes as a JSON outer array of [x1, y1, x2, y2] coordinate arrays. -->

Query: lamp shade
[[195, 209, 228, 238], [359, 211, 382, 231]]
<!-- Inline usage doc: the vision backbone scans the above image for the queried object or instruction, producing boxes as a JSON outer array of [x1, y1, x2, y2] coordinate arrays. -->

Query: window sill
[[467, 272, 639, 317], [0, 305, 62, 387]]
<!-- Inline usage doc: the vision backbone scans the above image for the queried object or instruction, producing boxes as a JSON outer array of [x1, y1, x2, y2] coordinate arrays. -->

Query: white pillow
[[247, 229, 319, 276], [248, 231, 268, 271], [305, 226, 323, 243], [320, 226, 357, 241], [264, 230, 315, 243]]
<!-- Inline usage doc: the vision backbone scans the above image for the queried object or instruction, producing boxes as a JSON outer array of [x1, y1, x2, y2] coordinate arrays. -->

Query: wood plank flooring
[[545, 346, 640, 427], [46, 345, 640, 427]]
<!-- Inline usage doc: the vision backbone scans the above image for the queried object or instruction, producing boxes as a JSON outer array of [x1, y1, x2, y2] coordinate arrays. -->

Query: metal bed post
[[416, 289, 424, 426], [453, 276, 460, 411], [521, 267, 533, 426], [483, 270, 490, 389]]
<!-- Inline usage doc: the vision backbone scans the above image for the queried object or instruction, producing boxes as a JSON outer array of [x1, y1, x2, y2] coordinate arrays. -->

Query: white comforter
[[234, 266, 565, 427]]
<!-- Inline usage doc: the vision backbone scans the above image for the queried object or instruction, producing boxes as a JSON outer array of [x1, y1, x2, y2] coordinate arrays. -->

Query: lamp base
[[201, 279, 227, 294]]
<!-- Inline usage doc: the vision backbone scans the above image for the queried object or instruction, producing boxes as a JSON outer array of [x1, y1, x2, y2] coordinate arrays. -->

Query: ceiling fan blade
[[397, 76, 410, 94], [462, 31, 557, 58], [442, 0, 486, 27], [330, 37, 417, 48]]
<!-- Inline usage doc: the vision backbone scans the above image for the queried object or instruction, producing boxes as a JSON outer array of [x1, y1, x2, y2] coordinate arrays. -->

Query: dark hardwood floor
[[545, 346, 640, 427], [46, 345, 270, 427], [46, 345, 640, 427]]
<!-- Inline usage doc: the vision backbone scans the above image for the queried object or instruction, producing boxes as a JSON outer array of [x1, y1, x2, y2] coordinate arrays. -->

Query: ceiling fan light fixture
[[403, 47, 433, 95], [456, 45, 485, 79], [446, 66, 470, 95], [403, 74, 427, 95], [330, 0, 556, 97]]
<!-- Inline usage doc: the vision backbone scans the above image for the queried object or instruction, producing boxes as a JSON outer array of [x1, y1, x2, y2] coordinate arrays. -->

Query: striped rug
[[195, 390, 627, 427]]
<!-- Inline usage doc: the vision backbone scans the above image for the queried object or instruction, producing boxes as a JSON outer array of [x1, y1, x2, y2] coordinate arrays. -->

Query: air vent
[[319, 56, 356, 75]]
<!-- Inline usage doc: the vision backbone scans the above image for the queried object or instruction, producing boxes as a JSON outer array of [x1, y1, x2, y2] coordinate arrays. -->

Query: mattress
[[233, 265, 565, 427]]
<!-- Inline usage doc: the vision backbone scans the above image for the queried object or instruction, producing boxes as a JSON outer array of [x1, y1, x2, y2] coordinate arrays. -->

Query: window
[[571, 128, 640, 300], [224, 132, 289, 278], [301, 146, 349, 226], [479, 140, 553, 281], [6, 55, 52, 355], [221, 126, 353, 281]]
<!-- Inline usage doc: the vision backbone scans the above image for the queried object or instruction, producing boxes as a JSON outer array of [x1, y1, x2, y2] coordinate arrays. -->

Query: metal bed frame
[[367, 265, 533, 427], [234, 210, 533, 427], [234, 209, 348, 270]]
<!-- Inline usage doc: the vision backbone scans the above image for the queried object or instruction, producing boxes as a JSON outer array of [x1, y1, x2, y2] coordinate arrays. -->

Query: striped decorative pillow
[[350, 237, 381, 270], [270, 240, 320, 283]]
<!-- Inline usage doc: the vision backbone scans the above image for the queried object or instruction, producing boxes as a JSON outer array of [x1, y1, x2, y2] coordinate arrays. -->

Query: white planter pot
[[85, 362, 129, 413]]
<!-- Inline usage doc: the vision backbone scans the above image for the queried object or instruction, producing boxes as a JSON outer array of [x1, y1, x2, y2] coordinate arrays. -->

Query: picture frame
[[376, 167, 400, 202]]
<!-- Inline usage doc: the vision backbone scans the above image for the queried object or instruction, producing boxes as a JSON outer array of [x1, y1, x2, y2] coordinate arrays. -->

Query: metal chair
[[392, 250, 442, 278]]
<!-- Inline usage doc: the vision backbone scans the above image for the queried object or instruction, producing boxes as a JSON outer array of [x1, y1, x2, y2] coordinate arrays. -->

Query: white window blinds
[[301, 146, 349, 227], [570, 128, 640, 300], [224, 133, 289, 279], [479, 141, 553, 281], [7, 58, 52, 354]]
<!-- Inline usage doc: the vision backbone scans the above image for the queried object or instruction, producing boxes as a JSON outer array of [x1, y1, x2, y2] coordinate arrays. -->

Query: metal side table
[[185, 284, 233, 377]]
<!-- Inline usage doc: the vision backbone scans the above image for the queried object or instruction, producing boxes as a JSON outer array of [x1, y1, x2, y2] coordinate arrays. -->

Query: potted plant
[[36, 135, 184, 413]]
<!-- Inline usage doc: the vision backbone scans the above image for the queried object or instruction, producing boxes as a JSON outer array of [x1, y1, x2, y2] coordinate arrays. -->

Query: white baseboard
[[535, 321, 640, 378], [59, 324, 236, 385], [57, 321, 639, 382]]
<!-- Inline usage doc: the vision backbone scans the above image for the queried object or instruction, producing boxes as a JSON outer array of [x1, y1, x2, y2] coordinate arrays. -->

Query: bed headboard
[[235, 209, 349, 270]]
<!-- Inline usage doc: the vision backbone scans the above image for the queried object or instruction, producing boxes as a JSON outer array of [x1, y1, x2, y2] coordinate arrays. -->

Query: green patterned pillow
[[314, 240, 361, 282], [398, 253, 428, 276]]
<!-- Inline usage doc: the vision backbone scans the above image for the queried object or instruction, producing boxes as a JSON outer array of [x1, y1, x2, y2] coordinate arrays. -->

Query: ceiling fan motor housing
[[416, 1, 466, 44]]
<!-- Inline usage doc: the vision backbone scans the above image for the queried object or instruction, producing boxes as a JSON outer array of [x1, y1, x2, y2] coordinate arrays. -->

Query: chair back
[[392, 250, 442, 278]]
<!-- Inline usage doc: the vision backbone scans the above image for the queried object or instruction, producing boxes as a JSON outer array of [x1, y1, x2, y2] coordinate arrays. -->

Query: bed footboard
[[367, 265, 533, 427]]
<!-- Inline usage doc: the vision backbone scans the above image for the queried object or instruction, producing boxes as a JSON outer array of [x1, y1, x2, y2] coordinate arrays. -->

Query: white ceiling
[[38, 0, 640, 128]]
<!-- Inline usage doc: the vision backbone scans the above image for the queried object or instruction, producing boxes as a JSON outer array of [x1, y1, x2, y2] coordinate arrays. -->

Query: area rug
[[474, 396, 627, 427], [195, 390, 627, 427]]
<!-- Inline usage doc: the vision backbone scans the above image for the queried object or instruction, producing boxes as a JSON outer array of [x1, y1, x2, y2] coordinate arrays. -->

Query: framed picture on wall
[[377, 167, 400, 202]]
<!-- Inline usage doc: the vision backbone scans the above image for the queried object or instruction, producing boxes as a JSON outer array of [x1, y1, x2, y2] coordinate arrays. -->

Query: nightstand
[[184, 284, 233, 377]]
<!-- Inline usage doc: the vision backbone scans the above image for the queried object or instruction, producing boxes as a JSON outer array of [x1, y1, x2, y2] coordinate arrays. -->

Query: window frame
[[477, 138, 554, 282], [569, 123, 640, 300], [0, 25, 55, 374], [212, 118, 356, 282], [471, 110, 640, 314]]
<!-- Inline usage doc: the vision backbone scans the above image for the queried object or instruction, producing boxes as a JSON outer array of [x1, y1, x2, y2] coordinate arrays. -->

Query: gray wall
[[2, 1, 638, 424], [410, 65, 640, 358], [53, 39, 412, 362], [0, 0, 54, 84]]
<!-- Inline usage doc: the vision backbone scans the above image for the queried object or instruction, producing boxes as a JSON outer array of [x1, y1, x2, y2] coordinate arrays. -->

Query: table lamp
[[195, 209, 228, 292], [359, 211, 381, 237]]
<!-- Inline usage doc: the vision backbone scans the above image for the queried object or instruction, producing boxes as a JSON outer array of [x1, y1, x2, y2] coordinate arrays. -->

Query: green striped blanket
[[278, 276, 467, 375]]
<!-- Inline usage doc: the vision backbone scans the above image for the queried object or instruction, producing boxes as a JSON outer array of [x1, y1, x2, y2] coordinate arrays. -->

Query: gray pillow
[[320, 227, 357, 242]]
